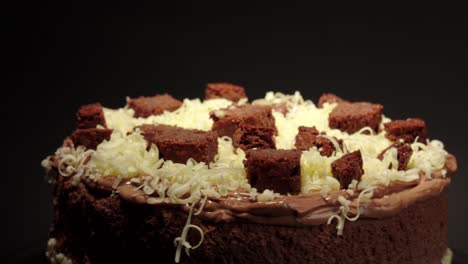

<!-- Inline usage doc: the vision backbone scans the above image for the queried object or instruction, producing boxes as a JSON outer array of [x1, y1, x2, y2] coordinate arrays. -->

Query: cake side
[[48, 174, 449, 264]]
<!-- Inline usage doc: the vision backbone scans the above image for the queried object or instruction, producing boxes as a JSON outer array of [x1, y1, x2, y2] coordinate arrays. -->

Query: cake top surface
[[42, 84, 453, 206]]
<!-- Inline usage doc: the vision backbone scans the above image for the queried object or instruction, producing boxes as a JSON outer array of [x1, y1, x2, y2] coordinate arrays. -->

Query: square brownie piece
[[205, 82, 247, 102], [294, 126, 341, 157], [70, 128, 112, 150], [331, 150, 364, 189], [329, 102, 383, 134], [137, 124, 217, 164], [232, 125, 276, 150], [384, 119, 427, 143], [128, 94, 182, 118], [317, 93, 348, 108], [76, 102, 107, 129], [294, 126, 320, 151], [244, 149, 302, 194], [210, 104, 277, 138]]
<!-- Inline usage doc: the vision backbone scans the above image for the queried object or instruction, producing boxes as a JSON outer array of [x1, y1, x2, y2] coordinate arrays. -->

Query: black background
[[7, 1, 468, 263]]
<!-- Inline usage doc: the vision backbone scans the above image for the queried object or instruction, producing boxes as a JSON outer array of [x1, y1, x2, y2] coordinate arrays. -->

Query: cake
[[41, 83, 457, 264]]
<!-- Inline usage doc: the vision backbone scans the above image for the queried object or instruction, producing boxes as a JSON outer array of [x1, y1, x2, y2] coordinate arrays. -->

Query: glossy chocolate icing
[[92, 154, 456, 227]]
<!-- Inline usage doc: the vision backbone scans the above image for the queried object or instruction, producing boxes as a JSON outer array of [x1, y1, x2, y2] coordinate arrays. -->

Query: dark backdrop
[[7, 1, 468, 263]]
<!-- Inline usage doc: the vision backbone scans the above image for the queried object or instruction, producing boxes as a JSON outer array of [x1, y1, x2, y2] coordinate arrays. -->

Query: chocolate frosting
[[93, 154, 457, 227]]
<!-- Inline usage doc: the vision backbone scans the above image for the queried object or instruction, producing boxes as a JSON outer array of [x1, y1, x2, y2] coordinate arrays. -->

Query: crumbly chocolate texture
[[384, 119, 427, 143], [70, 128, 112, 150], [128, 94, 182, 118], [50, 176, 449, 264], [210, 104, 277, 138], [378, 142, 413, 171], [329, 102, 383, 134], [244, 149, 301, 194], [205, 83, 247, 102], [331, 150, 364, 189], [317, 93, 348, 108], [295, 126, 320, 150], [232, 125, 276, 150], [396, 143, 413, 170], [76, 103, 107, 129], [137, 124, 217, 164], [294, 126, 341, 157]]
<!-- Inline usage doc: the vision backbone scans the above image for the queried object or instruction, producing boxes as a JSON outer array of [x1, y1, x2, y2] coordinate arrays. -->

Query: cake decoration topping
[[76, 102, 107, 129], [174, 198, 207, 263], [232, 124, 276, 150], [137, 124, 218, 163], [104, 98, 233, 134], [407, 139, 447, 179], [43, 91, 450, 204], [70, 128, 112, 150], [317, 93, 348, 108], [55, 145, 96, 185], [331, 150, 364, 189], [244, 149, 302, 195], [210, 104, 277, 140], [384, 118, 427, 143], [127, 93, 183, 118], [327, 186, 375, 235], [252, 91, 305, 114], [294, 126, 342, 157], [328, 102, 384, 134], [205, 82, 247, 102]]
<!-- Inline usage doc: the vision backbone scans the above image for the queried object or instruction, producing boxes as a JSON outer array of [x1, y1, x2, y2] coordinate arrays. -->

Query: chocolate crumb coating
[[128, 94, 182, 118]]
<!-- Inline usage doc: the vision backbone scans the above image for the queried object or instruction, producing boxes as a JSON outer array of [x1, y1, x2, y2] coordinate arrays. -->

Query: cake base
[[48, 179, 449, 264]]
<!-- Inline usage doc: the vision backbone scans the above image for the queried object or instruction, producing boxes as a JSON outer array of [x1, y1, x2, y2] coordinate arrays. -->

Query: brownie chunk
[[211, 104, 277, 138], [244, 149, 302, 194], [396, 143, 413, 170], [329, 102, 383, 134], [232, 125, 276, 150], [76, 103, 107, 129], [128, 94, 182, 118], [317, 93, 348, 108], [295, 126, 320, 150], [378, 142, 413, 171], [137, 124, 217, 164], [70, 128, 112, 150], [331, 150, 364, 189], [294, 126, 341, 157], [384, 119, 427, 143], [205, 83, 247, 102]]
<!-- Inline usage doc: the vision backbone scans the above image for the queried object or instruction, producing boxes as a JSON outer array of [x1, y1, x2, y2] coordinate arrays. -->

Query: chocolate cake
[[42, 84, 457, 264]]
